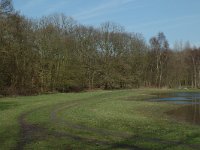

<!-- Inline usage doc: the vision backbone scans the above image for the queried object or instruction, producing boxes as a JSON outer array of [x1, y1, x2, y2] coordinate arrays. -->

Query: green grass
[[0, 89, 200, 150]]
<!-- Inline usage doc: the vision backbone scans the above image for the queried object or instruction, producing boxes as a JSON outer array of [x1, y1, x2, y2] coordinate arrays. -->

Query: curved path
[[16, 98, 200, 150]]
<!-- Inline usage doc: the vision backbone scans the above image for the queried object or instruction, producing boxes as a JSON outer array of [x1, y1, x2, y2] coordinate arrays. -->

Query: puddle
[[151, 92, 200, 125], [151, 92, 200, 104]]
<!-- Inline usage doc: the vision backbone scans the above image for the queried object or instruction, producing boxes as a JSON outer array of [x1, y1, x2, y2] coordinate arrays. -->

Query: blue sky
[[13, 0, 200, 47]]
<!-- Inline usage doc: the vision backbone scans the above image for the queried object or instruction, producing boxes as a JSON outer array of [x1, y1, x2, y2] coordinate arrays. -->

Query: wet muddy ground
[[152, 92, 200, 125], [167, 105, 200, 125]]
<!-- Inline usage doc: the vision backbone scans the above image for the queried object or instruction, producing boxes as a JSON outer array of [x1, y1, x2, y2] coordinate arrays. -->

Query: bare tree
[[0, 0, 13, 15], [149, 32, 169, 88]]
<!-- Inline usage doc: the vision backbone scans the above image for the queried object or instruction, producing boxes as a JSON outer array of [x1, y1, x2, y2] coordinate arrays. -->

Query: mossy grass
[[0, 89, 199, 149]]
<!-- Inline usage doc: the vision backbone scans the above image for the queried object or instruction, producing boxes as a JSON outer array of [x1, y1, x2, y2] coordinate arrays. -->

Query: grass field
[[0, 89, 200, 150]]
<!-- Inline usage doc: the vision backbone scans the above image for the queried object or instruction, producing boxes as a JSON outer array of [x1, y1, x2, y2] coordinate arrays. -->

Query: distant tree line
[[0, 0, 200, 95]]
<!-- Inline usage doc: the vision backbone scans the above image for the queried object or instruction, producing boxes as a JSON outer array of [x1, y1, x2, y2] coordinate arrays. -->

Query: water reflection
[[153, 92, 200, 104], [167, 105, 200, 125], [152, 92, 200, 125]]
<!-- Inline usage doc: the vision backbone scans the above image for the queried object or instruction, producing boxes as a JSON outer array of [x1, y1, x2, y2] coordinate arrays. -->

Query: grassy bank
[[0, 89, 199, 150]]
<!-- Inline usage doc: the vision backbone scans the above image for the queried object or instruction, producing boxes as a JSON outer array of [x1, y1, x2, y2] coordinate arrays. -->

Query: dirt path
[[15, 100, 200, 150], [16, 109, 110, 149], [51, 102, 200, 149], [16, 102, 146, 150]]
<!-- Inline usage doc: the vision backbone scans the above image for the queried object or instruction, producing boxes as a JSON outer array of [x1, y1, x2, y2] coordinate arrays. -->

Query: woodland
[[0, 0, 200, 95]]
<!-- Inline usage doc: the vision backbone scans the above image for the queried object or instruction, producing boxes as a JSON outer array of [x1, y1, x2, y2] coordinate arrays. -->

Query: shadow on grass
[[0, 102, 19, 111]]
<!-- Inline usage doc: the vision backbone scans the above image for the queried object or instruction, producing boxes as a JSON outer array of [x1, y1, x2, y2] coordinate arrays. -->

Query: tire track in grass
[[16, 105, 112, 150], [16, 107, 45, 150], [50, 101, 131, 138], [16, 100, 146, 150], [50, 101, 200, 150], [16, 96, 200, 150]]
